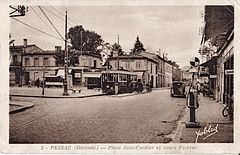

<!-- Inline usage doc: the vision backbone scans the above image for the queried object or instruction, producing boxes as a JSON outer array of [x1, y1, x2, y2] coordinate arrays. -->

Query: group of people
[[196, 81, 210, 96], [135, 79, 152, 93]]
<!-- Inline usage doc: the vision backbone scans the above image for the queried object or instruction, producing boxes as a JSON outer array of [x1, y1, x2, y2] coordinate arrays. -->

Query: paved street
[[9, 89, 186, 143]]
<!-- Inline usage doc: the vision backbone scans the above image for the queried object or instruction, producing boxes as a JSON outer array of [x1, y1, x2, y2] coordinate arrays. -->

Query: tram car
[[101, 70, 141, 94]]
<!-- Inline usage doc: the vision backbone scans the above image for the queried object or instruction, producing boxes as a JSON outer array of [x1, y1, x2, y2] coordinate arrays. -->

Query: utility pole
[[63, 10, 69, 96], [117, 34, 119, 70], [80, 30, 84, 87], [42, 65, 45, 95]]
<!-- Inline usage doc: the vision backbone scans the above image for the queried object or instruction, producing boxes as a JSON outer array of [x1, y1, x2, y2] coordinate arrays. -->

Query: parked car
[[170, 81, 186, 97]]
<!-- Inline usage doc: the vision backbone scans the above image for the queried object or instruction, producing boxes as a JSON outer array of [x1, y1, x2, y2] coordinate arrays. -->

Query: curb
[[9, 102, 34, 114], [9, 93, 107, 99], [111, 92, 148, 98]]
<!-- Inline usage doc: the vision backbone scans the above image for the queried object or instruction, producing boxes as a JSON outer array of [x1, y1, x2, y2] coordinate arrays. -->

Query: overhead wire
[[49, 6, 77, 26], [41, 6, 75, 27], [11, 17, 64, 42], [30, 6, 55, 32], [38, 6, 65, 41]]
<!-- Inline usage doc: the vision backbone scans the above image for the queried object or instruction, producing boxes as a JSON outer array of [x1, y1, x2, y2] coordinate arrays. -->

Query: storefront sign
[[225, 69, 234, 75], [75, 73, 81, 78], [210, 75, 217, 78]]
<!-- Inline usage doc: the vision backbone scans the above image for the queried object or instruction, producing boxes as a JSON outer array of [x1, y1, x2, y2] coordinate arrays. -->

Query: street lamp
[[62, 11, 69, 96]]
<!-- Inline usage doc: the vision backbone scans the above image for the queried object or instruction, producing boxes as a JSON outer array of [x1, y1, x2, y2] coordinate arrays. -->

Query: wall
[[164, 62, 173, 87]]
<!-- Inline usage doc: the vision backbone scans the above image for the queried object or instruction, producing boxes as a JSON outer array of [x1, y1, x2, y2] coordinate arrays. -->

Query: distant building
[[109, 51, 158, 88], [164, 61, 173, 87]]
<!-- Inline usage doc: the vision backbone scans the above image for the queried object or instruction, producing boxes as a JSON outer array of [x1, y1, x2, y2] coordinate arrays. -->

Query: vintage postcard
[[0, 0, 239, 154]]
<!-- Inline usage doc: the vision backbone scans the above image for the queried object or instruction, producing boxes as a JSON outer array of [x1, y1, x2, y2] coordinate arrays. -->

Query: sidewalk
[[9, 101, 34, 114], [173, 94, 233, 143], [10, 86, 105, 98]]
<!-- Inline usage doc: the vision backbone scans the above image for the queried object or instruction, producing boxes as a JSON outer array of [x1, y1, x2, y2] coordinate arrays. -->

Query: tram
[[101, 70, 141, 94], [45, 75, 64, 88]]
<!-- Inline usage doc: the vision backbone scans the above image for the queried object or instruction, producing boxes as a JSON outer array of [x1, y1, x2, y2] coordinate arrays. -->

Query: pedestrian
[[36, 78, 40, 88]]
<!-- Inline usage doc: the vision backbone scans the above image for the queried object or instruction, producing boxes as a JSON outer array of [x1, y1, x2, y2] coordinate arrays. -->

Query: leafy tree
[[54, 47, 80, 67], [132, 36, 145, 54], [68, 25, 103, 54], [111, 43, 124, 56]]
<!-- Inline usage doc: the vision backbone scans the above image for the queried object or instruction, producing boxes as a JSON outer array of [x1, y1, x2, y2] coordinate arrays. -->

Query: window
[[115, 62, 118, 69], [25, 58, 30, 66], [93, 60, 97, 68], [34, 58, 39, 66], [119, 74, 127, 82], [107, 73, 114, 82], [13, 55, 18, 64], [151, 63, 153, 74], [43, 57, 49, 66], [136, 61, 141, 69]]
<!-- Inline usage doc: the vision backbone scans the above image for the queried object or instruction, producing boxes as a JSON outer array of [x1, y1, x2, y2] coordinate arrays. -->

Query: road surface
[[10, 89, 186, 143]]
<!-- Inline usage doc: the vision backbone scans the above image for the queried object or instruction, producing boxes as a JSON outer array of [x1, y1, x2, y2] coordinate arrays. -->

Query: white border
[[1, 0, 240, 154]]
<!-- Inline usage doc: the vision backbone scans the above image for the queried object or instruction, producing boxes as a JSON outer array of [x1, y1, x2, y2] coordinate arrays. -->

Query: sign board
[[210, 75, 217, 78], [190, 57, 200, 67], [75, 73, 81, 78], [225, 69, 234, 75]]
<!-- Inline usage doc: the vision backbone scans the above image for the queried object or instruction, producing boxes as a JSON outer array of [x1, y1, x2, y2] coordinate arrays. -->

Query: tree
[[132, 36, 145, 54], [68, 25, 103, 54], [54, 47, 80, 67], [112, 43, 124, 56]]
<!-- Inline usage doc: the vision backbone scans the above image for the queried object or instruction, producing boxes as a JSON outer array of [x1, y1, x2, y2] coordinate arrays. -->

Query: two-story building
[[109, 51, 158, 88], [10, 39, 102, 88]]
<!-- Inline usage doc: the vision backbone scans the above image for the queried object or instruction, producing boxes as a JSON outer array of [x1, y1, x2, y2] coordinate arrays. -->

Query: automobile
[[170, 81, 186, 97]]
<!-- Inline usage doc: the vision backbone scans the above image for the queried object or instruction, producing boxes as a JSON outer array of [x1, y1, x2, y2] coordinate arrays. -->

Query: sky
[[10, 6, 204, 67]]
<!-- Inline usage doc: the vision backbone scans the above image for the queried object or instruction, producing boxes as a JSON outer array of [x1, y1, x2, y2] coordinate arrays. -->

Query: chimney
[[23, 38, 27, 47], [55, 46, 62, 52]]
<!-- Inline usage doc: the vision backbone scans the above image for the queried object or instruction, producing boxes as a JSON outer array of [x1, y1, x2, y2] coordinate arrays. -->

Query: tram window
[[132, 75, 137, 81], [107, 73, 114, 82], [119, 74, 127, 82]]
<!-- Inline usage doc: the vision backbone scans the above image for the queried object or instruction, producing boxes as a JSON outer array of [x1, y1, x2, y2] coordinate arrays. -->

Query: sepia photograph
[[0, 0, 238, 154]]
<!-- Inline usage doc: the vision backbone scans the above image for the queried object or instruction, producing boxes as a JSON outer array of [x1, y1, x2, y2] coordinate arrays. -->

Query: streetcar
[[101, 70, 141, 94], [45, 75, 64, 88]]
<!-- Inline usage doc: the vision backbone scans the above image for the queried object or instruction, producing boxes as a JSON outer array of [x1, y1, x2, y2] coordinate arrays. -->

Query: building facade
[[199, 6, 234, 106], [10, 39, 102, 88], [109, 52, 159, 88]]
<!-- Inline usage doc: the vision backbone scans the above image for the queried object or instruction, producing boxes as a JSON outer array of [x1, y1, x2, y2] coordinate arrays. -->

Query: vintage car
[[170, 81, 186, 97]]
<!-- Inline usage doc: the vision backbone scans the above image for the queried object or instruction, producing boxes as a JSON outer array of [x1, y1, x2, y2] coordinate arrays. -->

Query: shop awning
[[56, 69, 65, 77], [84, 72, 101, 78], [200, 56, 218, 75]]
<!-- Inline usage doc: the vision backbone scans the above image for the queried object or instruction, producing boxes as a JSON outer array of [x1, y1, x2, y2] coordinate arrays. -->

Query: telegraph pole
[[63, 10, 69, 96], [80, 30, 84, 87], [117, 34, 119, 70]]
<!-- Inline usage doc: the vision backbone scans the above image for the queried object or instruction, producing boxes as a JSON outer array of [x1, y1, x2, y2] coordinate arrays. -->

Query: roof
[[203, 6, 234, 49], [109, 51, 158, 63]]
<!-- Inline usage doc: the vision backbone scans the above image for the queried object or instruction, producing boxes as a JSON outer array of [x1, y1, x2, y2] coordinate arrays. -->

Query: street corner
[[9, 101, 34, 114]]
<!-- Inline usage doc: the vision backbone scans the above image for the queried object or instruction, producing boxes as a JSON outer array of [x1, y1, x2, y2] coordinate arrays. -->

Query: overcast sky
[[11, 6, 204, 67]]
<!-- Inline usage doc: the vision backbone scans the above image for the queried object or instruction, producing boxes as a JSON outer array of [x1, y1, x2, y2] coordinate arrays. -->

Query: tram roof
[[102, 70, 140, 75]]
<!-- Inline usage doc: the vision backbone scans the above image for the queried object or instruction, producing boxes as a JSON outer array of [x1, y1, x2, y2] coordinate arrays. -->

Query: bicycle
[[222, 104, 230, 117], [222, 95, 234, 120]]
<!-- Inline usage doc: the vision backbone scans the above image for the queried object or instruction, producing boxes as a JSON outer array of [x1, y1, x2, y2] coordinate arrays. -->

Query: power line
[[41, 6, 75, 27], [38, 6, 65, 41], [30, 6, 55, 32], [50, 6, 77, 25], [11, 17, 64, 42]]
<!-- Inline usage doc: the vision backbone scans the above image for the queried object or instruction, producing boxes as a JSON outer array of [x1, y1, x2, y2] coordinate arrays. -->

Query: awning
[[200, 56, 218, 75], [57, 69, 65, 77], [84, 72, 101, 78]]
